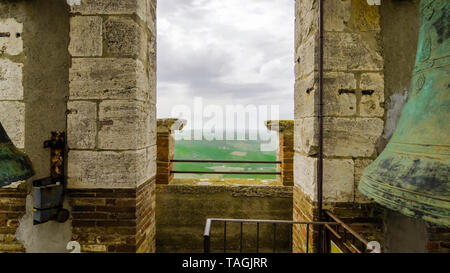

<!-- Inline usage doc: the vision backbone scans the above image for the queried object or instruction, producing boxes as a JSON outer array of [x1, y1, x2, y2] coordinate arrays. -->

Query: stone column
[[156, 119, 186, 185], [293, 0, 385, 253], [66, 0, 157, 253], [265, 120, 294, 186]]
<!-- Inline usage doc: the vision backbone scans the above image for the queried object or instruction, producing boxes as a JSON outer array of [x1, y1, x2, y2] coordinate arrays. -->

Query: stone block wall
[[293, 0, 385, 252], [67, 0, 157, 253]]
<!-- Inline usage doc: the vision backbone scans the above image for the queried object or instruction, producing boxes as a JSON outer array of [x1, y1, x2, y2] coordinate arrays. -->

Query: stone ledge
[[156, 184, 292, 198], [157, 118, 186, 134]]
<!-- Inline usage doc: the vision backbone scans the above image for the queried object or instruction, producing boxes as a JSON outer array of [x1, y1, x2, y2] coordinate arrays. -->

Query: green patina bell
[[0, 122, 34, 187], [359, 0, 450, 226]]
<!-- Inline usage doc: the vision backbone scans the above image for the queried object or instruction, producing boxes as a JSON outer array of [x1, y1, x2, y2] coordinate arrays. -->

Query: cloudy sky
[[157, 0, 294, 131]]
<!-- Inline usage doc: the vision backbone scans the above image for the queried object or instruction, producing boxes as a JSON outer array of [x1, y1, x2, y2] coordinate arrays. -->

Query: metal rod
[[273, 223, 277, 253], [325, 211, 369, 246], [204, 235, 210, 253], [317, 0, 325, 252], [203, 219, 212, 253], [240, 222, 243, 253], [171, 159, 282, 164], [204, 218, 339, 225], [171, 171, 281, 175], [256, 223, 259, 253], [306, 224, 310, 254]]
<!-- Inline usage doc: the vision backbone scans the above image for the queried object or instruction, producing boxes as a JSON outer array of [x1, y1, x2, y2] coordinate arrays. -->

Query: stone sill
[[157, 181, 292, 198]]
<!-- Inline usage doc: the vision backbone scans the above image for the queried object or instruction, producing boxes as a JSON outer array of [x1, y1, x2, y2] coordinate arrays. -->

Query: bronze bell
[[0, 122, 34, 187], [358, 0, 450, 227]]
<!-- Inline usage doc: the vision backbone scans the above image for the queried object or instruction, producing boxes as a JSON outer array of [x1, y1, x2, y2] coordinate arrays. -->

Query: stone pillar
[[156, 119, 186, 185], [293, 0, 385, 253], [66, 0, 157, 253], [265, 120, 294, 186]]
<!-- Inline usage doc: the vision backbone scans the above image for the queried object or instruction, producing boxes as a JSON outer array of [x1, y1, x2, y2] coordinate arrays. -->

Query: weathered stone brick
[[324, 72, 357, 116], [324, 32, 383, 71], [294, 0, 317, 49], [0, 59, 23, 100], [350, 0, 381, 31], [98, 100, 153, 150], [294, 154, 355, 203], [0, 101, 24, 149], [67, 101, 97, 149], [146, 0, 157, 37], [144, 145, 157, 185], [104, 17, 144, 57], [67, 149, 148, 189], [293, 153, 317, 201], [323, 159, 354, 202], [295, 34, 317, 80], [323, 117, 384, 157], [0, 18, 23, 56], [69, 16, 102, 57], [359, 73, 384, 117], [70, 0, 140, 15], [324, 0, 351, 32], [294, 117, 318, 156], [294, 72, 317, 119], [69, 58, 147, 101]]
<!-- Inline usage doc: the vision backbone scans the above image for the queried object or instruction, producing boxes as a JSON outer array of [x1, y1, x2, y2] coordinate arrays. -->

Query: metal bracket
[[33, 132, 68, 225], [44, 131, 65, 182]]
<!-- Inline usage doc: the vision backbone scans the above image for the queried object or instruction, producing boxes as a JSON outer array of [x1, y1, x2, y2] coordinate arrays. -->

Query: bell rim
[[359, 176, 450, 227]]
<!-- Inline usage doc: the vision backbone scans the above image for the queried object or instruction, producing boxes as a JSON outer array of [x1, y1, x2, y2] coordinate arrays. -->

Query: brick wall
[[0, 186, 26, 253], [68, 178, 155, 253], [266, 120, 294, 186], [279, 129, 294, 186], [292, 186, 318, 253], [156, 119, 185, 185]]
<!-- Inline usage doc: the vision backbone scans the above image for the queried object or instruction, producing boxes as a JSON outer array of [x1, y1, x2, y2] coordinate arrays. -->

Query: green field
[[174, 134, 278, 179]]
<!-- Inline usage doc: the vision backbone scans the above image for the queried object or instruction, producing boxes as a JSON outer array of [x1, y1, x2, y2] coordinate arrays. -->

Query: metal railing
[[171, 159, 281, 175], [203, 213, 371, 253], [322, 211, 370, 253]]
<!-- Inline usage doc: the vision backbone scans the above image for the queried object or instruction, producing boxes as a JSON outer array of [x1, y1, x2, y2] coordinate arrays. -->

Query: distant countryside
[[173, 131, 278, 180]]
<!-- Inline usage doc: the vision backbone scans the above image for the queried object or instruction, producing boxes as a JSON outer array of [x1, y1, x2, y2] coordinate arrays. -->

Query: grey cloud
[[157, 0, 294, 120]]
